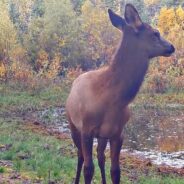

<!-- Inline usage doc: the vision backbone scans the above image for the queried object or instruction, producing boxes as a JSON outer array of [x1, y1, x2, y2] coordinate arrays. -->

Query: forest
[[0, 0, 183, 92], [0, 0, 184, 183]]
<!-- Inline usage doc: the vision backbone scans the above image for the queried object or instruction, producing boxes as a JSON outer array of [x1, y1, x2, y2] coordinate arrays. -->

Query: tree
[[160, 0, 184, 7], [32, 0, 45, 18], [0, 1, 17, 80], [149, 6, 184, 91], [79, 0, 120, 69], [8, 0, 34, 43], [71, 0, 87, 13], [24, 0, 82, 76], [121, 0, 148, 21]]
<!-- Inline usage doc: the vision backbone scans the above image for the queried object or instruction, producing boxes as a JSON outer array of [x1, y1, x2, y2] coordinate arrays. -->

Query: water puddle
[[121, 149, 184, 168], [35, 107, 70, 134], [32, 104, 184, 169]]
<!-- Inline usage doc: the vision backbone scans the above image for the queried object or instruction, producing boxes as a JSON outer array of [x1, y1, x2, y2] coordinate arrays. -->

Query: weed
[[0, 167, 5, 173]]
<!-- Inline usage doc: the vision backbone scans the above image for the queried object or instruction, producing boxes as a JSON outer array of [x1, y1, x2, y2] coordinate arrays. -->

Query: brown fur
[[66, 4, 174, 184]]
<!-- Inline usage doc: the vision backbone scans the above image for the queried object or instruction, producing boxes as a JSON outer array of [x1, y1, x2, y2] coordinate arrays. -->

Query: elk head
[[108, 4, 175, 59]]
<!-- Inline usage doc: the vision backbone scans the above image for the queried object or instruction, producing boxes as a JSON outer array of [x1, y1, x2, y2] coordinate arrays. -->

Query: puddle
[[32, 104, 184, 169], [123, 105, 184, 152], [121, 149, 184, 169], [35, 107, 70, 134]]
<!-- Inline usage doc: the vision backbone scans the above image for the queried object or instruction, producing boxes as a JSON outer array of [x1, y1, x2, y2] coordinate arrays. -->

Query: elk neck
[[107, 35, 149, 104]]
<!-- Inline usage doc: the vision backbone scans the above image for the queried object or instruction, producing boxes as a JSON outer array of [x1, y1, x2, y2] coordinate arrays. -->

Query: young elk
[[66, 4, 175, 184]]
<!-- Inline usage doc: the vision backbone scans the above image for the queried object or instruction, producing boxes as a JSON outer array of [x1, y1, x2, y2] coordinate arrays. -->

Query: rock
[[33, 121, 40, 125], [43, 144, 50, 150]]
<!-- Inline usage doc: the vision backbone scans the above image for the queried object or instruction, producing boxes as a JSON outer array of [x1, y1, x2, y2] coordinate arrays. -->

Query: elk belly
[[98, 121, 122, 138], [98, 107, 130, 138]]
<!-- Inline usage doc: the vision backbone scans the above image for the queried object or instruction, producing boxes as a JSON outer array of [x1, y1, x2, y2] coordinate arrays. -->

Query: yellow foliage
[[148, 6, 184, 92], [35, 50, 49, 73], [81, 0, 120, 62], [46, 54, 61, 79], [176, 6, 184, 28], [157, 6, 184, 60], [14, 70, 33, 81], [59, 39, 66, 47], [10, 46, 33, 81], [0, 1, 18, 81], [11, 59, 33, 82], [158, 6, 184, 40], [0, 62, 6, 79], [144, 0, 159, 6], [66, 67, 82, 81], [0, 1, 17, 55], [158, 7, 176, 34], [10, 47, 27, 64]]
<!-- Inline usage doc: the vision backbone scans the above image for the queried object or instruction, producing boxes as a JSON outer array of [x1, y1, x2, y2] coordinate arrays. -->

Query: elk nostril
[[167, 45, 175, 54], [171, 45, 175, 53]]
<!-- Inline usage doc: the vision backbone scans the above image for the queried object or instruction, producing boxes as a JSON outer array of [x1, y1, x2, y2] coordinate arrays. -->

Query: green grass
[[0, 167, 5, 173], [0, 119, 184, 183], [0, 119, 111, 183], [0, 82, 183, 115], [0, 82, 69, 114], [134, 92, 184, 108], [138, 176, 184, 184], [0, 119, 76, 183]]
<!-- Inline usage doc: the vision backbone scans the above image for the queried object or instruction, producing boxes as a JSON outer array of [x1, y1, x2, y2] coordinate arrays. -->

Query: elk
[[66, 4, 175, 184]]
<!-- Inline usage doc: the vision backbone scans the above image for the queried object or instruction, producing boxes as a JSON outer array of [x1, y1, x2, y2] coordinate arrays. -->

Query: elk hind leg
[[70, 123, 84, 184], [81, 133, 94, 184]]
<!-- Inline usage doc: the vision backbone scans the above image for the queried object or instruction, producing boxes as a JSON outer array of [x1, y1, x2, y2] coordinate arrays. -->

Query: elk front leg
[[97, 138, 108, 184], [110, 136, 123, 184], [81, 133, 94, 184]]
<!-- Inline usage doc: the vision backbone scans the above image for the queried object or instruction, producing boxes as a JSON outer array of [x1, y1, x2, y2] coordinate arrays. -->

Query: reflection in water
[[124, 105, 184, 152]]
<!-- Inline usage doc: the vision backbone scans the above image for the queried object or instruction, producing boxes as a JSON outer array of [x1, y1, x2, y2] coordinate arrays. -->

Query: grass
[[0, 167, 5, 173], [0, 119, 110, 183], [0, 119, 75, 183], [0, 82, 183, 116], [0, 119, 184, 183], [137, 177, 184, 184], [133, 92, 184, 108], [0, 82, 69, 114]]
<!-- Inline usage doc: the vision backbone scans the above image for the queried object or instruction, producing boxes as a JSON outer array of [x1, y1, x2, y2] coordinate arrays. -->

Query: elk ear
[[124, 4, 143, 30], [108, 9, 126, 31]]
